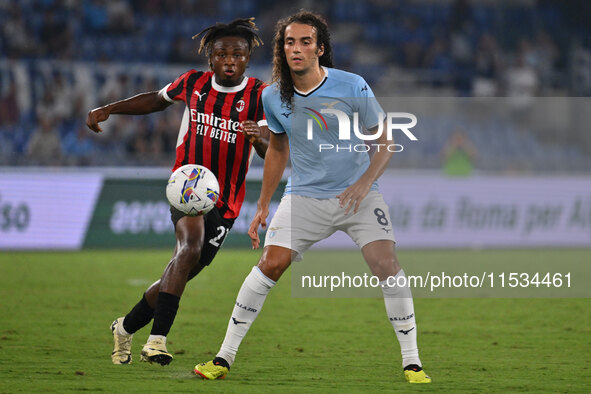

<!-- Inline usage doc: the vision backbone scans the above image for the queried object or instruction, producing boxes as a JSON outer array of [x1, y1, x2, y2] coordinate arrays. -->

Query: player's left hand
[[241, 120, 261, 143], [336, 177, 373, 215]]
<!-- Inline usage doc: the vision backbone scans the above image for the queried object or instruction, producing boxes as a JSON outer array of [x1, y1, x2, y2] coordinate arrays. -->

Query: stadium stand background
[[1, 0, 590, 171]]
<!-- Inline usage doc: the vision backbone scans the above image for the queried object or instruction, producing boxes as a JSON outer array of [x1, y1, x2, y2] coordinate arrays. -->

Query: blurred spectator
[[448, 0, 474, 94], [472, 33, 503, 96], [423, 37, 452, 85], [93, 115, 136, 160], [168, 35, 197, 64], [26, 117, 63, 166], [148, 117, 174, 165], [99, 73, 133, 105], [400, 16, 427, 69], [571, 45, 591, 96], [442, 129, 478, 176], [449, 25, 474, 95], [126, 118, 151, 161], [531, 31, 559, 90], [84, 0, 108, 32], [106, 0, 135, 33], [505, 41, 539, 112], [139, 76, 161, 94], [48, 73, 74, 122], [62, 125, 98, 166], [39, 9, 73, 59], [151, 117, 174, 155], [449, 0, 472, 34], [3, 7, 37, 58], [0, 79, 20, 127], [36, 90, 58, 123], [133, 0, 166, 15], [35, 73, 80, 125], [0, 0, 589, 171], [113, 115, 138, 142]]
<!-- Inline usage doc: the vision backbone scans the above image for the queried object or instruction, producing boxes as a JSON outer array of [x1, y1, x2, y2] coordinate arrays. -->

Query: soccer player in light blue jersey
[[195, 11, 431, 384]]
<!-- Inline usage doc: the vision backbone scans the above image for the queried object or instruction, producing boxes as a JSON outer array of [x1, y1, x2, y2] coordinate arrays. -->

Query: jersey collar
[[212, 74, 249, 93], [294, 66, 328, 97]]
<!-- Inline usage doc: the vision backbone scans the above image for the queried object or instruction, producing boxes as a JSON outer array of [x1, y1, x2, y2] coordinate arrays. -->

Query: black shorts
[[170, 206, 234, 266]]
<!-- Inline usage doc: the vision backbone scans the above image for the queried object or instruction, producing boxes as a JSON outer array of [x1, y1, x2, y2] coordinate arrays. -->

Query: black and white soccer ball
[[166, 164, 219, 216]]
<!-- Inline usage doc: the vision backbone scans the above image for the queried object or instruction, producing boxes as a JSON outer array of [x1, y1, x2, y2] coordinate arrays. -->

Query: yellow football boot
[[194, 359, 230, 380], [404, 364, 432, 383]]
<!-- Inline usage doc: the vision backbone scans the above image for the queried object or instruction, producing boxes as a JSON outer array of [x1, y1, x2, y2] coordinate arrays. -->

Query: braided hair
[[193, 17, 263, 68]]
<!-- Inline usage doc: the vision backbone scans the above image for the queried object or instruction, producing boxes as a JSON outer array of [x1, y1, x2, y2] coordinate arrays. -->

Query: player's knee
[[257, 254, 289, 281], [371, 256, 399, 278], [176, 243, 203, 268]]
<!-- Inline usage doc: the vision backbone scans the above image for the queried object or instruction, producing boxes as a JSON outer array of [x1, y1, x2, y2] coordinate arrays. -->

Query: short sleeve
[[356, 77, 384, 130], [255, 83, 268, 127], [262, 87, 285, 134], [159, 70, 201, 104]]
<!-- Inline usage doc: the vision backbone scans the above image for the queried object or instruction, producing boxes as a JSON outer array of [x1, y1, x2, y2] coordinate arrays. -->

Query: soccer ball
[[166, 164, 220, 216]]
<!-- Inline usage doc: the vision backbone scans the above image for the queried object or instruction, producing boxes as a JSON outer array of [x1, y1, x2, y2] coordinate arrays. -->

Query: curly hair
[[271, 11, 334, 108], [192, 17, 263, 68]]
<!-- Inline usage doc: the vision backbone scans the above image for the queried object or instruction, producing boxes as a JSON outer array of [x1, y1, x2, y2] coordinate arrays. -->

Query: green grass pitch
[[0, 249, 589, 393]]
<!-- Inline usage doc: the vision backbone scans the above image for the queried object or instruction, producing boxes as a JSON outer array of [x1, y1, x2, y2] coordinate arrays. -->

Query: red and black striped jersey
[[160, 70, 267, 219]]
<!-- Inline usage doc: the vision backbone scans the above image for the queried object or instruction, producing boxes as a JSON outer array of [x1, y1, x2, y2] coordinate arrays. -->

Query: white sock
[[216, 266, 275, 366], [116, 322, 131, 336], [381, 270, 421, 368], [147, 335, 166, 344]]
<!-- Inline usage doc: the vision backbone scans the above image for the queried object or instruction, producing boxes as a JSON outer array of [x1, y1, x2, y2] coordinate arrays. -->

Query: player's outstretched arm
[[242, 121, 270, 158], [86, 91, 171, 133], [248, 132, 289, 249], [337, 121, 393, 214]]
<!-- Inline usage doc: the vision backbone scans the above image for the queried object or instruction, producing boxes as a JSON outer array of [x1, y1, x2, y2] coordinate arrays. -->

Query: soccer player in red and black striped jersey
[[86, 18, 269, 366]]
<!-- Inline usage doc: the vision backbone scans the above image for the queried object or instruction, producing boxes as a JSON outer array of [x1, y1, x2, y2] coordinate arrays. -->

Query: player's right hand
[[248, 204, 269, 249], [86, 107, 110, 133]]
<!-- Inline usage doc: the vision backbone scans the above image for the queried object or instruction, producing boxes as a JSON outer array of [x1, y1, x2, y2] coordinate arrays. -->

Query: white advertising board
[[313, 175, 591, 249], [0, 173, 103, 249]]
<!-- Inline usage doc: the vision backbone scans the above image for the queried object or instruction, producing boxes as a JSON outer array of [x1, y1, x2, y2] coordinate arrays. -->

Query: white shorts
[[264, 191, 395, 261]]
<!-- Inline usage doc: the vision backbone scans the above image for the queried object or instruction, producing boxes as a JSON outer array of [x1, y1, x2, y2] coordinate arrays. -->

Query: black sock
[[150, 292, 180, 336], [122, 294, 154, 334], [404, 364, 422, 371], [213, 357, 230, 369]]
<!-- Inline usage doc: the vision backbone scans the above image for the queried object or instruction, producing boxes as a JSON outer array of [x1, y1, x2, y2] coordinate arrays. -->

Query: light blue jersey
[[262, 67, 384, 198]]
